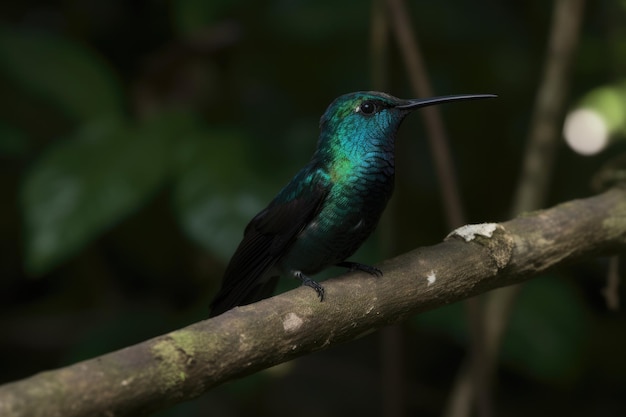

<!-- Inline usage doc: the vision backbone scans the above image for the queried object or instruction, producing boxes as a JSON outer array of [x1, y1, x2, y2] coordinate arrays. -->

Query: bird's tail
[[209, 276, 279, 317]]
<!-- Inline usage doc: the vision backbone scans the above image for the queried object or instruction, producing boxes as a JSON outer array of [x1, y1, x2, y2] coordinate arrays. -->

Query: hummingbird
[[209, 91, 495, 317]]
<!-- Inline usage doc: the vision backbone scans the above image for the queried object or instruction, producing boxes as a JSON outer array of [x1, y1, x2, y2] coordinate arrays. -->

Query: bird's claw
[[296, 272, 325, 301]]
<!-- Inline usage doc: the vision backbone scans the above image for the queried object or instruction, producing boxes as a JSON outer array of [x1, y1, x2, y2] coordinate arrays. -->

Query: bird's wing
[[209, 172, 328, 316]]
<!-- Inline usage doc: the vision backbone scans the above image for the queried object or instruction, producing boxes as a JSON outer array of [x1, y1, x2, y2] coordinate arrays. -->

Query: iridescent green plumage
[[209, 91, 495, 316]]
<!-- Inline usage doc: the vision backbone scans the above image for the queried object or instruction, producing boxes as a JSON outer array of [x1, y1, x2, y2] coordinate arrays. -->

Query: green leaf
[[412, 300, 468, 344], [267, 0, 369, 42], [22, 112, 195, 275], [64, 308, 174, 364], [0, 28, 124, 122], [500, 277, 589, 383], [171, 0, 243, 36], [173, 129, 272, 261], [0, 120, 30, 157], [413, 277, 589, 384]]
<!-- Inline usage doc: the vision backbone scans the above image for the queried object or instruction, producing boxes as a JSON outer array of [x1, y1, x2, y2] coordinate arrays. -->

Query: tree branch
[[2, 188, 626, 417]]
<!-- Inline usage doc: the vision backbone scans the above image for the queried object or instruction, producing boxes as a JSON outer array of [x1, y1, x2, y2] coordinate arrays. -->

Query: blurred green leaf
[[0, 121, 29, 157], [414, 277, 589, 383], [412, 300, 468, 343], [0, 28, 123, 122], [172, 0, 242, 35], [267, 0, 369, 42], [65, 308, 175, 364], [501, 277, 589, 383], [22, 112, 196, 275], [173, 128, 271, 261]]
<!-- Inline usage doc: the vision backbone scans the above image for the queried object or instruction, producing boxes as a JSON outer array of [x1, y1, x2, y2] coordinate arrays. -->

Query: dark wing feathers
[[209, 178, 328, 316]]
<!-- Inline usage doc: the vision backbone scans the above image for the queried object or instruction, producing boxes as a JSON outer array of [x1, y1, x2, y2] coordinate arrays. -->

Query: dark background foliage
[[1, 1, 625, 416]]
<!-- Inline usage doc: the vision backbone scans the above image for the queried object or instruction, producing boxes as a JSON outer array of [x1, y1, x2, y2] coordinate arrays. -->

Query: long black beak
[[396, 94, 497, 110]]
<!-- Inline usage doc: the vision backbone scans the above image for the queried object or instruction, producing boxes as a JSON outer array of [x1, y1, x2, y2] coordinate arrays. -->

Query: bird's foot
[[295, 271, 325, 301], [336, 261, 383, 277]]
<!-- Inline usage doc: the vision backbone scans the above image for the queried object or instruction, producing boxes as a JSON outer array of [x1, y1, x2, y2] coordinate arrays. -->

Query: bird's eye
[[358, 100, 377, 115]]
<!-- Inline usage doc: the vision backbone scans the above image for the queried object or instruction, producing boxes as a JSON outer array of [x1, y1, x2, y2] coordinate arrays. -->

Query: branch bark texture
[[2, 188, 626, 417]]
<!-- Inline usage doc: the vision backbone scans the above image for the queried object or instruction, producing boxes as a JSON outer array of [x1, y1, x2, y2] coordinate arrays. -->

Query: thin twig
[[445, 1, 586, 416], [385, 0, 464, 228], [602, 255, 620, 310], [384, 1, 491, 415]]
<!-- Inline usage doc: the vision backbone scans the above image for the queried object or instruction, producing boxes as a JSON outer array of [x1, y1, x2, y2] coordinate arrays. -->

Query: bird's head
[[313, 91, 496, 178], [317, 91, 495, 153], [319, 92, 412, 148]]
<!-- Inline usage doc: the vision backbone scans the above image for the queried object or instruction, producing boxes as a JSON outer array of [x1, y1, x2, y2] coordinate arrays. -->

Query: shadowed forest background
[[1, 0, 625, 416]]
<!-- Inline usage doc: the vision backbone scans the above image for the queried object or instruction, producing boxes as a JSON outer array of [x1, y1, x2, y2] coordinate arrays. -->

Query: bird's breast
[[278, 156, 395, 275]]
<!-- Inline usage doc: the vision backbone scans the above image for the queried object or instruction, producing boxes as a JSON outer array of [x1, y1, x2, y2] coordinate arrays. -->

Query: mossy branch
[[2, 188, 626, 417]]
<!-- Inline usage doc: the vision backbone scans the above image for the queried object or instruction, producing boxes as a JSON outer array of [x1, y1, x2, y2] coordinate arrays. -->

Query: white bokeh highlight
[[563, 109, 609, 155]]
